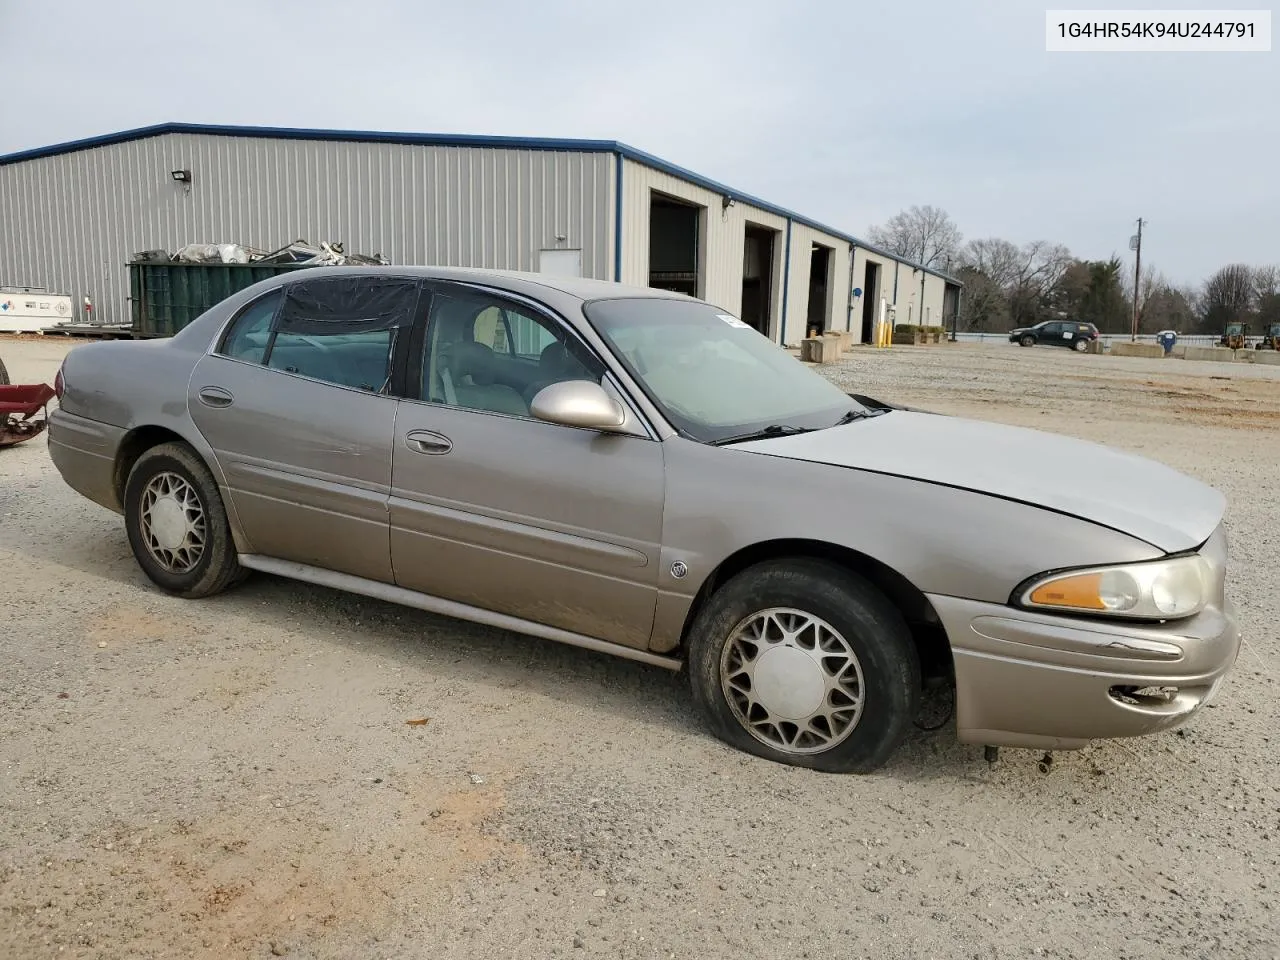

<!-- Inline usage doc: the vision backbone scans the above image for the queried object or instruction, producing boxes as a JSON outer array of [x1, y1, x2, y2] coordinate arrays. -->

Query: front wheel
[[123, 441, 244, 598], [686, 559, 921, 774], [1020, 335, 1035, 347], [1074, 338, 1089, 352]]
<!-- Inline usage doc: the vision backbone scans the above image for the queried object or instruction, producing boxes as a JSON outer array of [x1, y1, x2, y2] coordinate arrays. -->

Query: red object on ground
[[0, 382, 56, 447]]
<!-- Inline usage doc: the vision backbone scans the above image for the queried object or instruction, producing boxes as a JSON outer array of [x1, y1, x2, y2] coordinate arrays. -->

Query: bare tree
[[1127, 263, 1169, 327], [1253, 264, 1280, 299], [1201, 264, 1256, 331], [957, 238, 1073, 326], [1139, 282, 1198, 334], [865, 205, 962, 269], [1251, 264, 1280, 330], [952, 266, 1008, 332]]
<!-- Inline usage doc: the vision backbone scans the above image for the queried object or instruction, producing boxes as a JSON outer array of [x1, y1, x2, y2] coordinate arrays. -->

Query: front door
[[388, 283, 666, 650], [1039, 321, 1064, 346], [187, 275, 422, 583]]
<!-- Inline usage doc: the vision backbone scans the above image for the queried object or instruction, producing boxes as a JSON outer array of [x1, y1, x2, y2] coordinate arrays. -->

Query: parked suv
[[1009, 320, 1099, 351]]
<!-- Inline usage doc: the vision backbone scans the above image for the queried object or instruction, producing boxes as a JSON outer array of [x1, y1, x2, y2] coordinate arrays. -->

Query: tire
[[1020, 335, 1034, 347], [1074, 338, 1089, 352], [686, 558, 921, 774], [123, 441, 243, 598]]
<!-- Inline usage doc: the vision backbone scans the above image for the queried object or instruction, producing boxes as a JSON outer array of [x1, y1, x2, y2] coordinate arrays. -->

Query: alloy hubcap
[[720, 607, 865, 755], [139, 471, 206, 573]]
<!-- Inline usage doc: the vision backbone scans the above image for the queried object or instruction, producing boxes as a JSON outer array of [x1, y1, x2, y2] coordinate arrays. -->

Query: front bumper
[[927, 587, 1241, 751]]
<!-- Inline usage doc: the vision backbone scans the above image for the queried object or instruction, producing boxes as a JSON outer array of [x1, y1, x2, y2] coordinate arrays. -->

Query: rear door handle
[[197, 386, 234, 408], [405, 430, 452, 455]]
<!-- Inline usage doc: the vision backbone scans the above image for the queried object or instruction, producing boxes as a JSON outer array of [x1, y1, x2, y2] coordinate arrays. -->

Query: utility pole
[[1130, 217, 1144, 341]]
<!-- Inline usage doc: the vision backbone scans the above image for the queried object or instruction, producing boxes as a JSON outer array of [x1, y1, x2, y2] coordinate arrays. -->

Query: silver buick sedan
[[46, 266, 1241, 772]]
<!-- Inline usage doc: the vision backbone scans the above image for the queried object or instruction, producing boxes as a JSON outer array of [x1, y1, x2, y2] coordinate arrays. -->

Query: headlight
[[1017, 555, 1211, 621]]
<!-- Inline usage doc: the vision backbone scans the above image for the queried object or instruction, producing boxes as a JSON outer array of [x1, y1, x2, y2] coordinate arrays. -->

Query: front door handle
[[405, 430, 452, 455], [197, 386, 234, 408]]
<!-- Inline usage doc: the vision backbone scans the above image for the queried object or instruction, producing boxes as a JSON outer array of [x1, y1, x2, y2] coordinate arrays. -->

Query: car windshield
[[582, 296, 869, 444]]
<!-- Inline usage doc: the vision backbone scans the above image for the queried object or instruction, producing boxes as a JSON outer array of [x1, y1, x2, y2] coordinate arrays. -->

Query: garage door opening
[[740, 223, 777, 336], [649, 193, 702, 297], [806, 242, 834, 335], [860, 260, 881, 344], [943, 281, 961, 338]]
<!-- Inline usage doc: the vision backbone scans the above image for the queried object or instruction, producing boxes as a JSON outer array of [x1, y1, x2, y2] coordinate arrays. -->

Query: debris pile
[[130, 240, 391, 267]]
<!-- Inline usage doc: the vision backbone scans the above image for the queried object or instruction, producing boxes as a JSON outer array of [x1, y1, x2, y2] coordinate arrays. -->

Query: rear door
[[187, 274, 422, 583], [387, 282, 666, 650]]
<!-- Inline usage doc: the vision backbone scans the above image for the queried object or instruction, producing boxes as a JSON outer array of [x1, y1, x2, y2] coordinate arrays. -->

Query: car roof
[[261, 264, 701, 305]]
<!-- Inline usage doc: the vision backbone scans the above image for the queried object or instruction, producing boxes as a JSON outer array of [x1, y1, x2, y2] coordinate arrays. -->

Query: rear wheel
[[686, 559, 921, 774], [1020, 335, 1035, 347], [1074, 338, 1089, 352], [123, 441, 243, 598]]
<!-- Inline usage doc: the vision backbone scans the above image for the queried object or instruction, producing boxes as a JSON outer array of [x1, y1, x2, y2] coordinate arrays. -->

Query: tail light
[[54, 362, 65, 399]]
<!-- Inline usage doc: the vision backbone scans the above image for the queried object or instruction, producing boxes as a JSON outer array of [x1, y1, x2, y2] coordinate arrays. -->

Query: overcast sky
[[3, 0, 1275, 286]]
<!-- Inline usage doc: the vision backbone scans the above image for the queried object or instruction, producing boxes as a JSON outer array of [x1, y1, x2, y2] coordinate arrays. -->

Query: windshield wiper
[[831, 406, 887, 427], [711, 424, 816, 446]]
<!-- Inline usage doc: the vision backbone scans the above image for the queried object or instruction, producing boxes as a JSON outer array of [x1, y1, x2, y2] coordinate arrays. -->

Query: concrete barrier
[[1110, 341, 1166, 358], [1183, 346, 1238, 362], [801, 337, 841, 363], [1253, 349, 1280, 366]]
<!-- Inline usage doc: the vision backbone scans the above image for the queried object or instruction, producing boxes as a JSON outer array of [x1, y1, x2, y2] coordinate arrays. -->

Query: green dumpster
[[128, 261, 313, 337]]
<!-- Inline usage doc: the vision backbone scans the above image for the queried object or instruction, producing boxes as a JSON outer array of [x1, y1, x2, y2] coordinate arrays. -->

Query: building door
[[740, 223, 777, 336], [539, 249, 582, 277], [860, 261, 881, 344], [806, 243, 833, 335], [649, 192, 703, 297]]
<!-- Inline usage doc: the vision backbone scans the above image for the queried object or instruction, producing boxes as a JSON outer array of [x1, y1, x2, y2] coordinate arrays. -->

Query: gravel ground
[[1, 336, 1278, 960]]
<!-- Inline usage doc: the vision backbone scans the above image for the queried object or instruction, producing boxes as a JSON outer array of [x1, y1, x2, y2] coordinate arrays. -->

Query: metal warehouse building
[[0, 122, 959, 342]]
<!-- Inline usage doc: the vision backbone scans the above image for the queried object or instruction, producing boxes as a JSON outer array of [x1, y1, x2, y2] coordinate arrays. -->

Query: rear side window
[[216, 277, 420, 393], [220, 291, 282, 362]]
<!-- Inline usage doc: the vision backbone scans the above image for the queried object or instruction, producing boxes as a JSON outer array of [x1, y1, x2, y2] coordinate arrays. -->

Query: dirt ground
[[2, 335, 1278, 960]]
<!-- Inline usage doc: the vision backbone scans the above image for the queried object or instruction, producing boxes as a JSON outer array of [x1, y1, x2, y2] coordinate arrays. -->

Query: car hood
[[733, 411, 1224, 553]]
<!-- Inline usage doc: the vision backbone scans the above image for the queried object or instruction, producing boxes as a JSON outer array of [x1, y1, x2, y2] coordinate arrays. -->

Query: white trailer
[[0, 285, 73, 333]]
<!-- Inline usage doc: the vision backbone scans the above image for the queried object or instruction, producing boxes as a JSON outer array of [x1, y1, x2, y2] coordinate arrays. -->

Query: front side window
[[583, 297, 867, 444], [420, 290, 603, 418]]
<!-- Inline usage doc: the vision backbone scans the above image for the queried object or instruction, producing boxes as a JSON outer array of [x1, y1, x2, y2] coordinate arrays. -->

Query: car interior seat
[[444, 340, 529, 416], [522, 340, 593, 405]]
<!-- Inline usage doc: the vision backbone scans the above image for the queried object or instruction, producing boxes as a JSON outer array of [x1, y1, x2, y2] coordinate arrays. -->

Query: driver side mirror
[[530, 380, 627, 431]]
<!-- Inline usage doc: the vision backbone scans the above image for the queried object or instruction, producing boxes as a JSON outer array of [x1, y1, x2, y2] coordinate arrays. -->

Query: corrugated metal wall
[[618, 158, 853, 345], [851, 247, 950, 338], [0, 133, 614, 326], [783, 222, 853, 345], [618, 159, 788, 326]]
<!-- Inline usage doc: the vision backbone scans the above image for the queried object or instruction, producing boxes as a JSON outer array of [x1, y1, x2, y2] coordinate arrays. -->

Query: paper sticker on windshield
[[717, 314, 750, 329]]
